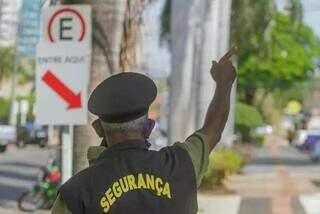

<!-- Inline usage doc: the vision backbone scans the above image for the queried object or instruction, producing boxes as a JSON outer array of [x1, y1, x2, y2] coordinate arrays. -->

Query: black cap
[[88, 72, 157, 123]]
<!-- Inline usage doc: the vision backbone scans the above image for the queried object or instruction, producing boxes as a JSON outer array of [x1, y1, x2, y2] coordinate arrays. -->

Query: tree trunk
[[194, 0, 235, 148], [169, 0, 234, 145], [168, 0, 203, 143], [244, 88, 256, 105]]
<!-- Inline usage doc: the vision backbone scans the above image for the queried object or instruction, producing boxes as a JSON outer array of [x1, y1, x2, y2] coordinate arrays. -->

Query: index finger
[[221, 46, 237, 60]]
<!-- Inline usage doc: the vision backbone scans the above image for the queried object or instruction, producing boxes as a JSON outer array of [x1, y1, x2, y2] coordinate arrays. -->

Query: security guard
[[51, 48, 236, 214]]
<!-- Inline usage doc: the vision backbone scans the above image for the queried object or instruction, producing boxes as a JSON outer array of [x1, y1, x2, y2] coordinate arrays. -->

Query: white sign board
[[35, 43, 90, 125], [35, 5, 91, 125]]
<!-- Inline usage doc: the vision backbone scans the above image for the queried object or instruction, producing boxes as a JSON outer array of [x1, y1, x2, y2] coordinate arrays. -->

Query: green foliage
[[16, 94, 36, 122], [235, 102, 264, 142], [0, 47, 15, 81], [0, 98, 10, 123], [252, 134, 265, 147], [231, 0, 275, 57], [18, 59, 35, 85], [0, 46, 34, 84], [272, 81, 311, 109], [201, 150, 245, 188], [289, 0, 303, 25], [231, 0, 319, 105], [235, 102, 264, 129], [238, 14, 319, 91]]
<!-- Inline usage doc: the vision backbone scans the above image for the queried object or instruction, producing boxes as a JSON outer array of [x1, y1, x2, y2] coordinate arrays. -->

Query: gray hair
[[101, 115, 147, 133]]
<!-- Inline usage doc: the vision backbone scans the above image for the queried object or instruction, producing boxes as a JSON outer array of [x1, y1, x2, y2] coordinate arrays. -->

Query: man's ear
[[145, 119, 155, 139], [92, 119, 105, 138]]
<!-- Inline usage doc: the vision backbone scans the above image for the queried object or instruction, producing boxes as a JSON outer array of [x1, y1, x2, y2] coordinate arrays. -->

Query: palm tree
[[288, 0, 303, 27], [166, 0, 234, 143], [61, 0, 146, 172], [0, 46, 14, 82]]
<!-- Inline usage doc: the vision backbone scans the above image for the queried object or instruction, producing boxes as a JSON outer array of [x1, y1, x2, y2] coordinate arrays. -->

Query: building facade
[[0, 0, 21, 47]]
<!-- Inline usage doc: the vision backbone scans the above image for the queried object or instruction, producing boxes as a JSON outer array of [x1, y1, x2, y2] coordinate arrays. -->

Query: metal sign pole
[[62, 125, 73, 183]]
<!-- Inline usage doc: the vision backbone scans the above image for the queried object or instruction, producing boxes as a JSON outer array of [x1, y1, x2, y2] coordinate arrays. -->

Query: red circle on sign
[[48, 8, 86, 42]]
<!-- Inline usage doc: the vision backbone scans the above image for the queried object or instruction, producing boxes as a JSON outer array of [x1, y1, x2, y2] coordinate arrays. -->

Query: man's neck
[[106, 132, 145, 147]]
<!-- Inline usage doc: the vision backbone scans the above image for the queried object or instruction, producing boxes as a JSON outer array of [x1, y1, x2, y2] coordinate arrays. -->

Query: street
[[0, 145, 52, 214], [0, 138, 319, 214]]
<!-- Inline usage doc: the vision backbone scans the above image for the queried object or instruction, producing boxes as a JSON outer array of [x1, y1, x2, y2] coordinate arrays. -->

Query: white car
[[293, 129, 308, 146], [293, 129, 320, 147], [253, 125, 273, 136], [0, 125, 17, 152]]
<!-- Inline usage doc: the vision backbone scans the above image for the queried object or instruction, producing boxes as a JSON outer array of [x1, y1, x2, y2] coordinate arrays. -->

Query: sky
[[302, 0, 320, 36]]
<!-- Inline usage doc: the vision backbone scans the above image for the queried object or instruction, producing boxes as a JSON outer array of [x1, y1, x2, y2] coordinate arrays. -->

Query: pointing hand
[[210, 47, 237, 86]]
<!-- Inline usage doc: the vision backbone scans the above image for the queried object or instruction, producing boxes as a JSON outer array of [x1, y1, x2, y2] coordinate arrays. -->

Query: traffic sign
[[35, 5, 91, 125], [35, 42, 90, 125], [41, 5, 91, 44]]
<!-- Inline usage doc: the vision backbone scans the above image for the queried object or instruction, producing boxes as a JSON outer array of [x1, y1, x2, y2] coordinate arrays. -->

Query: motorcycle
[[17, 156, 61, 212]]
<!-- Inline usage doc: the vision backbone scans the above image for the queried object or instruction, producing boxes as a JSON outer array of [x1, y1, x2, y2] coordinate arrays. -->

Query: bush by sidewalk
[[201, 149, 245, 189], [235, 102, 264, 143]]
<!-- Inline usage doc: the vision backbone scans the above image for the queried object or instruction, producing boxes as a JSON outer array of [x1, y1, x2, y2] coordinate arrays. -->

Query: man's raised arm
[[198, 47, 237, 152]]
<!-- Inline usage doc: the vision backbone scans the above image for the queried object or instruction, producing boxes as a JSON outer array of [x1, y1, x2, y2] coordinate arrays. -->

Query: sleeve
[[174, 132, 210, 187], [51, 194, 70, 214]]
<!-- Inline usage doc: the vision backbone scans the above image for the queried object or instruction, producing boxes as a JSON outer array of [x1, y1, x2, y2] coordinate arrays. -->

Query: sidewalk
[[198, 136, 320, 214]]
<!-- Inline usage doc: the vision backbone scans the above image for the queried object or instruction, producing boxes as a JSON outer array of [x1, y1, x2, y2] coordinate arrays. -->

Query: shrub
[[235, 102, 264, 142], [16, 94, 35, 122], [201, 150, 245, 188], [0, 98, 10, 123], [253, 134, 265, 147]]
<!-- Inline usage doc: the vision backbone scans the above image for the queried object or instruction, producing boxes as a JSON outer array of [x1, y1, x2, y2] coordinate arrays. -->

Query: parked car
[[0, 125, 17, 152], [292, 129, 308, 147], [16, 123, 48, 148], [295, 129, 320, 162], [311, 140, 320, 162], [253, 125, 273, 136], [301, 129, 320, 151]]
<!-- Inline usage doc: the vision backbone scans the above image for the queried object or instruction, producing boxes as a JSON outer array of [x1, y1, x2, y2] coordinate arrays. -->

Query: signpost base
[[62, 125, 74, 183]]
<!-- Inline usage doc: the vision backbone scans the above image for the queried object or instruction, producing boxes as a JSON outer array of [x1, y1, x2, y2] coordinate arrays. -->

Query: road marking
[[300, 193, 320, 214], [197, 195, 241, 214], [272, 196, 291, 214], [268, 139, 298, 214]]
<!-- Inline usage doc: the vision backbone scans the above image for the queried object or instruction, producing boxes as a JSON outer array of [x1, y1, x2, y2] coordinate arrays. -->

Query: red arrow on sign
[[42, 70, 82, 109]]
